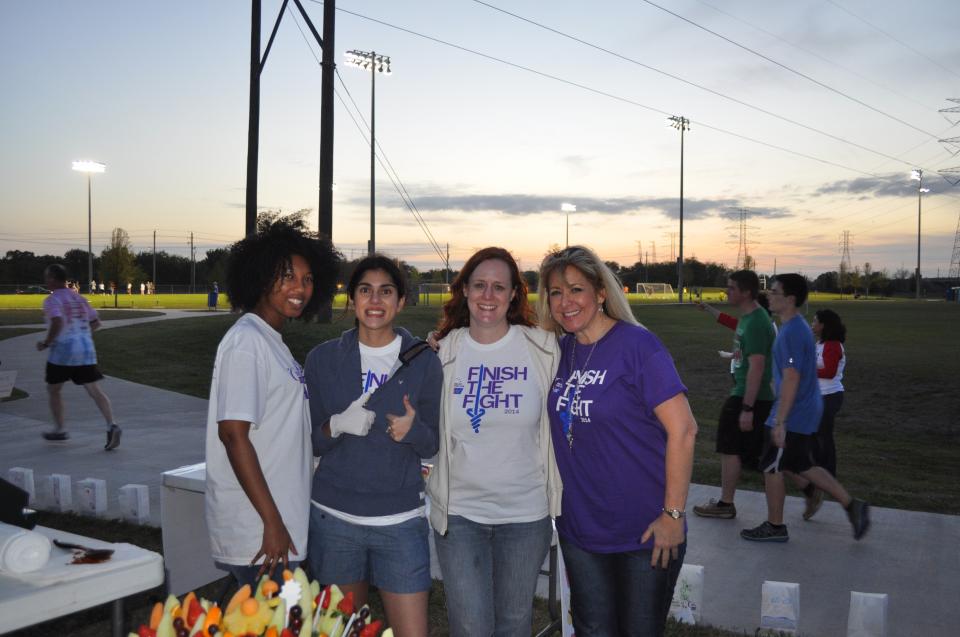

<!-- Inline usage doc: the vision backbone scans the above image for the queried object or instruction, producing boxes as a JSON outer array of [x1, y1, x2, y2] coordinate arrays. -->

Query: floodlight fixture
[[72, 160, 106, 174]]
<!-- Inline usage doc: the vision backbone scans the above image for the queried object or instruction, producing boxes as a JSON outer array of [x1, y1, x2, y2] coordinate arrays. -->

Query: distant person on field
[[207, 281, 220, 311], [98, 281, 105, 295], [740, 274, 869, 543], [140, 282, 145, 295], [204, 214, 339, 591], [693, 271, 776, 520], [126, 281, 132, 295], [36, 264, 121, 449], [89, 279, 97, 295]]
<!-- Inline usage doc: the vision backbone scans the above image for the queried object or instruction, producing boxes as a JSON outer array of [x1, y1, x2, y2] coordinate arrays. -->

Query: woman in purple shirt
[[538, 246, 698, 636]]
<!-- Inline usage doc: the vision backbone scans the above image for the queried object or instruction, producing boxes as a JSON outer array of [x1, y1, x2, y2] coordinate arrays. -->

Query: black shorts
[[715, 395, 772, 467], [759, 428, 816, 474], [46, 363, 104, 385]]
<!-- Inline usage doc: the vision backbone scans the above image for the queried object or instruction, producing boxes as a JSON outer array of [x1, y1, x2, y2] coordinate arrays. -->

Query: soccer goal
[[418, 283, 451, 306], [635, 283, 674, 295]]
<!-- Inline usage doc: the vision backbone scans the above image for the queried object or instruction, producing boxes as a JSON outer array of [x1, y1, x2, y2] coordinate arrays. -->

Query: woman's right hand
[[425, 330, 440, 351], [253, 517, 297, 579]]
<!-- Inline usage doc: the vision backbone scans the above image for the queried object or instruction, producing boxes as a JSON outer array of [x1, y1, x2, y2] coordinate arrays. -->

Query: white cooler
[[161, 463, 224, 595]]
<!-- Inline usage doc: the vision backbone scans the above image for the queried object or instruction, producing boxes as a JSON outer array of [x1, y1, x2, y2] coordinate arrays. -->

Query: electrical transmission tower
[[949, 212, 960, 280], [650, 241, 657, 263], [839, 231, 853, 294], [725, 208, 757, 270], [940, 97, 960, 125], [664, 232, 677, 262]]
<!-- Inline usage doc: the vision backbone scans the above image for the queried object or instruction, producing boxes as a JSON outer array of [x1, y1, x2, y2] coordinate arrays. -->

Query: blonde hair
[[537, 245, 639, 336]]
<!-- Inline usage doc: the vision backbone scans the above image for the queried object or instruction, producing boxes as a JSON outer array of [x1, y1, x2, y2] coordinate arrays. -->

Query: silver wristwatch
[[662, 508, 685, 519]]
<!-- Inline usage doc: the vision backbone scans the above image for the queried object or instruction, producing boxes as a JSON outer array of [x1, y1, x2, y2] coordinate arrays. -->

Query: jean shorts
[[307, 506, 431, 594]]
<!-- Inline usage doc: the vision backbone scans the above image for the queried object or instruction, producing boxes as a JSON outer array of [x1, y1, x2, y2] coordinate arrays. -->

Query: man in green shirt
[[694, 270, 775, 519]]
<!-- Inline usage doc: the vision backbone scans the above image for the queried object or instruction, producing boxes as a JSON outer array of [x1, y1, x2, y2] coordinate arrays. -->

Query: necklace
[[559, 336, 599, 449]]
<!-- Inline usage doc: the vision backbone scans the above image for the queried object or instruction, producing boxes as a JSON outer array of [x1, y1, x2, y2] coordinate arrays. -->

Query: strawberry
[[337, 591, 355, 615], [359, 620, 383, 637], [321, 585, 333, 610], [186, 598, 204, 628], [137, 626, 157, 637], [281, 629, 296, 637]]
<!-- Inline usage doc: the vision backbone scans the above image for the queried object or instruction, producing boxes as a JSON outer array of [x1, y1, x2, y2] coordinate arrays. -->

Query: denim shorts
[[307, 506, 431, 594]]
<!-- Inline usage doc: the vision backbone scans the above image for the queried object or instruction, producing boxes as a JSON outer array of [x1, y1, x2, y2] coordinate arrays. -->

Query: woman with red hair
[[426, 247, 562, 637]]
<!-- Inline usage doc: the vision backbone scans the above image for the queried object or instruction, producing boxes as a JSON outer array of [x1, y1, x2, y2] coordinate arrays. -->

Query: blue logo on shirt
[[458, 365, 527, 433]]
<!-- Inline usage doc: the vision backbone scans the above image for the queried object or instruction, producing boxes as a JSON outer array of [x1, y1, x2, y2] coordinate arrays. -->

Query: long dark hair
[[436, 246, 534, 338], [814, 309, 846, 343]]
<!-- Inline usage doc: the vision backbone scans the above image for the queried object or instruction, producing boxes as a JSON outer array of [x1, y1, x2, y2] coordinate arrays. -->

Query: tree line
[[0, 227, 927, 298]]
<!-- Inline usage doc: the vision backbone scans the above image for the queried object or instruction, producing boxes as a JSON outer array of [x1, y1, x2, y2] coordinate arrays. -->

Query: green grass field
[[81, 300, 960, 515]]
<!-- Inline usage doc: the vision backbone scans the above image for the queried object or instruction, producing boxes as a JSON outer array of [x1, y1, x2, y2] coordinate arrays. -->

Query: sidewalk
[[2, 311, 958, 635]]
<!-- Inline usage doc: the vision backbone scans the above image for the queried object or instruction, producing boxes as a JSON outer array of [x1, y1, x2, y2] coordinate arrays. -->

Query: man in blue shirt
[[741, 274, 869, 543]]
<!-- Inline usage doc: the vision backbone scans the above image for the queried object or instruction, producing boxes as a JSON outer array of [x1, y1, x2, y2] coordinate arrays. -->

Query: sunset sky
[[2, 0, 959, 279]]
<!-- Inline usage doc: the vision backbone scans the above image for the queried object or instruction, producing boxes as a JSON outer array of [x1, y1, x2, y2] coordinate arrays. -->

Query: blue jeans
[[559, 538, 686, 637], [434, 515, 552, 637], [214, 560, 302, 592], [307, 506, 431, 594]]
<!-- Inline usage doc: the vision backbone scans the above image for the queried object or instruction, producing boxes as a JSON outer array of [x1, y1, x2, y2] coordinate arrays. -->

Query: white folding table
[[0, 526, 163, 636]]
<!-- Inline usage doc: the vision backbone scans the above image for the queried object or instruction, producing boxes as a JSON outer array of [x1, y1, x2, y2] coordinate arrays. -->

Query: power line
[[824, 0, 960, 81], [638, 0, 941, 140], [288, 3, 447, 266], [326, 2, 891, 178], [693, 0, 943, 113], [472, 0, 921, 169]]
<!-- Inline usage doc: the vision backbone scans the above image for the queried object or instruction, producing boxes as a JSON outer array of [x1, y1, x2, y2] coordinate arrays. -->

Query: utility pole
[[319, 0, 335, 242], [245, 0, 261, 237], [669, 115, 690, 303], [152, 229, 157, 290], [910, 169, 929, 299], [949, 211, 960, 280], [190, 232, 196, 294], [445, 243, 450, 285], [650, 241, 657, 264]]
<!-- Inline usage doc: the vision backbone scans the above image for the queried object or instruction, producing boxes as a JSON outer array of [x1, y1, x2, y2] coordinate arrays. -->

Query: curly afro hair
[[224, 211, 341, 320]]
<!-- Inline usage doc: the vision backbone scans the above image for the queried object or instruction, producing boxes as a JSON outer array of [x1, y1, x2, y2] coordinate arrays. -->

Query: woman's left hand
[[386, 394, 416, 441], [640, 514, 685, 569]]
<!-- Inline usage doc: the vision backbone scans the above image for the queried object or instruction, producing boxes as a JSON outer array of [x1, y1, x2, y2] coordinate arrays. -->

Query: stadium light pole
[[562, 203, 576, 247], [72, 160, 106, 291], [669, 115, 690, 303], [345, 49, 391, 255], [910, 169, 930, 299]]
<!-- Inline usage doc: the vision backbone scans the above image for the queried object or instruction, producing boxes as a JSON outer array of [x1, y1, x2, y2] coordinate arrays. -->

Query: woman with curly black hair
[[205, 213, 340, 590]]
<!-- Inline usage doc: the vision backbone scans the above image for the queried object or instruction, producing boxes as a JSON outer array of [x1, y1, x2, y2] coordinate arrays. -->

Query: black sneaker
[[42, 430, 69, 441], [740, 521, 789, 542], [846, 498, 870, 540], [105, 425, 122, 451]]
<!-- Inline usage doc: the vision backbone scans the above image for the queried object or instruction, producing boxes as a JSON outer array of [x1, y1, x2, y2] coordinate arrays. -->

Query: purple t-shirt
[[548, 321, 687, 552]]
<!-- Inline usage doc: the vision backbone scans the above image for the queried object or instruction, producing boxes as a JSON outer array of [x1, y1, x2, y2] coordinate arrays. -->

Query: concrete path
[[1, 310, 958, 635]]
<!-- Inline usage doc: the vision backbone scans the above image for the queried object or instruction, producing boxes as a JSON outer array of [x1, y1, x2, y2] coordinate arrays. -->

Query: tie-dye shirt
[[42, 288, 98, 366]]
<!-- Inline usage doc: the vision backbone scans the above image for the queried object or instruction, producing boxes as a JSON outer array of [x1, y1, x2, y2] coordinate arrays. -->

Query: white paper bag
[[761, 580, 800, 634], [7, 467, 35, 505], [670, 563, 704, 625], [118, 484, 150, 524], [76, 478, 107, 517], [847, 591, 888, 637], [39, 474, 73, 512], [0, 522, 51, 574]]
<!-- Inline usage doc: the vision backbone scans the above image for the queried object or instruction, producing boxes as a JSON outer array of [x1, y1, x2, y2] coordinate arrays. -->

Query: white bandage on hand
[[329, 393, 375, 437]]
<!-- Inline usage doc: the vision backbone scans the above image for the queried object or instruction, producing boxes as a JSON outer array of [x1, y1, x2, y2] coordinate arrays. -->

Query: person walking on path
[[741, 274, 869, 543], [693, 271, 776, 520], [36, 264, 121, 449]]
